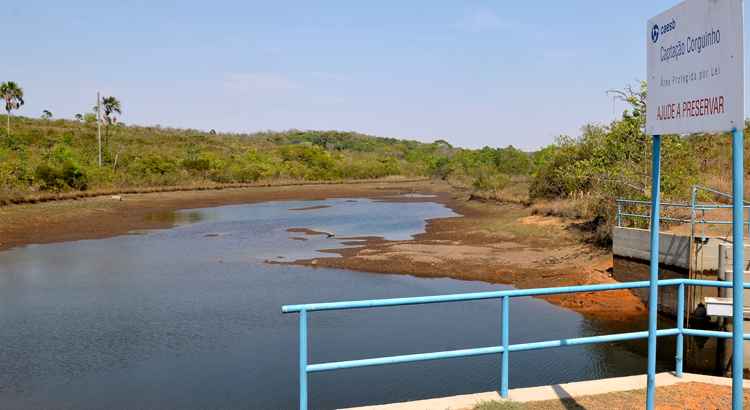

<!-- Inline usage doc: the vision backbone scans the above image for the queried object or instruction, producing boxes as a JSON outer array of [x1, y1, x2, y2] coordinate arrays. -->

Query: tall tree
[[41, 110, 53, 120], [1, 81, 24, 136], [101, 96, 121, 125], [101, 96, 122, 148]]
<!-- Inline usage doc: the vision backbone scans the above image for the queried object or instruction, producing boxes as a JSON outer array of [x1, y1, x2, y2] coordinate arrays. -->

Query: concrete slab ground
[[341, 372, 750, 410]]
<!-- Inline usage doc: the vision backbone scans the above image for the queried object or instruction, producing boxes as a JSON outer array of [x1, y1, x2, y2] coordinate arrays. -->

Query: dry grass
[[0, 176, 427, 207], [468, 178, 531, 205], [473, 382, 747, 410], [529, 198, 592, 220]]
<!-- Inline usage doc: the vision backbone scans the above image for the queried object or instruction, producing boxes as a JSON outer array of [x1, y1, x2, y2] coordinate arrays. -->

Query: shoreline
[[0, 180, 645, 320], [284, 187, 645, 321], [0, 180, 429, 251]]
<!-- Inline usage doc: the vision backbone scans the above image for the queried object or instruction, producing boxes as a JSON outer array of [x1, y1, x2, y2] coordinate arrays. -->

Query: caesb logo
[[652, 24, 660, 43], [652, 19, 677, 44]]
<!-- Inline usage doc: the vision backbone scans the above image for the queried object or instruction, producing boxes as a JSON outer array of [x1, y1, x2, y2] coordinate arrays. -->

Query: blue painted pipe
[[283, 279, 750, 314], [284, 277, 750, 409], [683, 328, 750, 339], [732, 128, 744, 410], [307, 345, 505, 373], [646, 135, 661, 410], [283, 281, 669, 313], [299, 309, 308, 410], [676, 283, 684, 377], [501, 296, 509, 398], [306, 329, 680, 373]]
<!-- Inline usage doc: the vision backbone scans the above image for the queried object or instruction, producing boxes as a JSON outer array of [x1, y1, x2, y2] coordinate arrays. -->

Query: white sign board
[[646, 0, 744, 135]]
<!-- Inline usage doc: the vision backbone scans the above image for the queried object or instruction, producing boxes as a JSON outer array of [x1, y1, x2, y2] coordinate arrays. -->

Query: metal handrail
[[282, 278, 749, 409], [615, 184, 750, 231]]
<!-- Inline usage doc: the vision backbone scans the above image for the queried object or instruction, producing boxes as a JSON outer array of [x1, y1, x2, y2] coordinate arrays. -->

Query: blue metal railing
[[615, 184, 750, 237], [282, 278, 750, 410]]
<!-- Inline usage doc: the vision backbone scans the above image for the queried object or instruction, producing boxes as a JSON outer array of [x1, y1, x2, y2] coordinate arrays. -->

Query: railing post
[[676, 282, 685, 377], [501, 295, 509, 398], [616, 201, 622, 227], [300, 309, 308, 410], [646, 135, 661, 410], [731, 128, 744, 410]]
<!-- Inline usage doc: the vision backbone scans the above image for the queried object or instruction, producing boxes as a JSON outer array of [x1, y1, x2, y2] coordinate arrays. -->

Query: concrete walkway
[[341, 372, 750, 410]]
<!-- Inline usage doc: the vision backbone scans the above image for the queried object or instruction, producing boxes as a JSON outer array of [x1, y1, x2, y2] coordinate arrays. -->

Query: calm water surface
[[0, 198, 671, 409]]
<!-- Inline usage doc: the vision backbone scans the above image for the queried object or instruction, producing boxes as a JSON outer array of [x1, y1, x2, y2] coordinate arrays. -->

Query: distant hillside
[[0, 116, 447, 202]]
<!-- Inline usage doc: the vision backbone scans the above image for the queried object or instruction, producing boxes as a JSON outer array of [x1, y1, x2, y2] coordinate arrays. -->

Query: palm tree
[[41, 110, 53, 120], [101, 96, 121, 126], [101, 96, 121, 147], [1, 81, 24, 136]]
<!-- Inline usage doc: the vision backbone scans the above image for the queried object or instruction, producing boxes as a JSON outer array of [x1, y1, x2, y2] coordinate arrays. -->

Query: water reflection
[[0, 198, 674, 409]]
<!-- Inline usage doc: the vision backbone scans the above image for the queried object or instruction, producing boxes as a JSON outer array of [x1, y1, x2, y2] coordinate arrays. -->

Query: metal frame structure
[[283, 277, 747, 410], [616, 196, 750, 232], [616, 132, 745, 409]]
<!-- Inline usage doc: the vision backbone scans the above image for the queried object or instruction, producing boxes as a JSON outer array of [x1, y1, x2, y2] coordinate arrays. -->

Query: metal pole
[[300, 309, 308, 410], [501, 295, 509, 398], [646, 135, 661, 410], [676, 282, 684, 377], [731, 128, 744, 410]]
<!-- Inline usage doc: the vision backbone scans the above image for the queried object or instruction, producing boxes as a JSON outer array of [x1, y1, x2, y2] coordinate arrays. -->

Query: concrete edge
[[340, 372, 750, 410]]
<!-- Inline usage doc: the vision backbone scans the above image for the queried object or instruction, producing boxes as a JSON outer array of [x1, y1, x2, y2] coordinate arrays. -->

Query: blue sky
[[4, 1, 743, 149]]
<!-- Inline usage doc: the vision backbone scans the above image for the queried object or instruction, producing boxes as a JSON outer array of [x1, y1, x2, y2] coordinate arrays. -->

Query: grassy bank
[[0, 114, 532, 207], [0, 115, 447, 204]]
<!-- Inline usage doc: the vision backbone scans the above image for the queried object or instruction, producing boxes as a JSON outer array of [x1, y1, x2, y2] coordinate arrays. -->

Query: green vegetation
[[527, 82, 746, 244], [0, 110, 537, 207], [0, 80, 532, 205], [2, 79, 744, 248], [0, 117, 438, 202]]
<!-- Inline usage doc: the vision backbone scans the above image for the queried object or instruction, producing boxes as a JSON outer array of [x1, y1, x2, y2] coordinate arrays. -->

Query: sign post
[[647, 1, 744, 409]]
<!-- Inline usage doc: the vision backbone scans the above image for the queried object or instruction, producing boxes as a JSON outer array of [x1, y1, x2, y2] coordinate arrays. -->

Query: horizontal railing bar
[[307, 329, 682, 373], [616, 200, 692, 207], [683, 279, 738, 288], [618, 214, 750, 225], [616, 199, 749, 209], [683, 329, 750, 340], [307, 346, 504, 373], [306, 327, 750, 374], [282, 279, 746, 313], [508, 329, 679, 352], [619, 213, 692, 223], [692, 220, 750, 225], [282, 281, 648, 313]]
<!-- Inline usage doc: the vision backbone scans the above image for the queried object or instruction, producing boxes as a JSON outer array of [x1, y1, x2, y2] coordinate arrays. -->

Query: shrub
[[35, 164, 65, 190], [61, 161, 88, 190], [182, 158, 212, 173], [473, 167, 511, 193], [133, 155, 178, 177], [34, 161, 88, 191]]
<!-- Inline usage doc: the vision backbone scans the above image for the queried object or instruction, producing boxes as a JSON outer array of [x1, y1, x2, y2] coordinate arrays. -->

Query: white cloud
[[224, 72, 300, 92], [456, 9, 512, 33]]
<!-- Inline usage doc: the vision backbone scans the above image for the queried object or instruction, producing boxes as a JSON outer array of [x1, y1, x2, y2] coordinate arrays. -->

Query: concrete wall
[[612, 228, 750, 317], [717, 243, 750, 303], [612, 227, 723, 271]]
